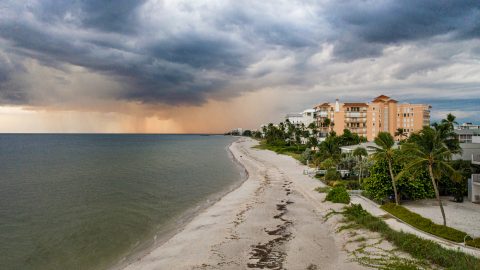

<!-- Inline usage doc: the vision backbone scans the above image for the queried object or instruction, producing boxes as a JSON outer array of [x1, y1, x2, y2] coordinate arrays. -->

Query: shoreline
[[112, 137, 248, 270], [121, 137, 366, 269]]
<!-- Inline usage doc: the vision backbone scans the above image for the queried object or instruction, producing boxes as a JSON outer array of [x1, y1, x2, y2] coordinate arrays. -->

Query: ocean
[[0, 134, 243, 270]]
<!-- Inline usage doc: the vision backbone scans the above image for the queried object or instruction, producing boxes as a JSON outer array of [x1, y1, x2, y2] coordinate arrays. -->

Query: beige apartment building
[[314, 95, 431, 141]]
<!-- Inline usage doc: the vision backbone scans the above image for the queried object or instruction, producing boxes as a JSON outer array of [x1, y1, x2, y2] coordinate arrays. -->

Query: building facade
[[285, 109, 316, 127], [313, 95, 431, 141]]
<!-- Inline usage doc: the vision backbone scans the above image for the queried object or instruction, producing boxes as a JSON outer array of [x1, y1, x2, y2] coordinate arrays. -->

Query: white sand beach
[[122, 138, 368, 269]]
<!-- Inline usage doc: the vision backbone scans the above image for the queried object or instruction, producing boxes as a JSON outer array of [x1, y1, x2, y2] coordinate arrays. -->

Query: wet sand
[[123, 137, 367, 270]]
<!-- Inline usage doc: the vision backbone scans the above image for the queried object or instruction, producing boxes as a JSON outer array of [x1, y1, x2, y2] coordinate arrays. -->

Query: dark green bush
[[325, 185, 350, 204], [342, 180, 360, 190], [324, 168, 341, 181], [363, 159, 434, 202], [466, 238, 480, 249], [381, 203, 467, 242]]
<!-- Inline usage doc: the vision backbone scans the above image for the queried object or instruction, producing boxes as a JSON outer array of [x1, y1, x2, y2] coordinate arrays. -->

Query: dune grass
[[381, 203, 467, 243], [340, 204, 480, 270]]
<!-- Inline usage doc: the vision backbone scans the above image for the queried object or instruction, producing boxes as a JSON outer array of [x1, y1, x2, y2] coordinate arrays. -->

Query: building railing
[[316, 112, 328, 117], [345, 118, 367, 123], [346, 112, 367, 117]]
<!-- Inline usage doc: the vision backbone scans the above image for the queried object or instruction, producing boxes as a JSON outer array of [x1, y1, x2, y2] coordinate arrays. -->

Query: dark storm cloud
[[30, 0, 146, 34], [0, 0, 479, 109], [326, 0, 480, 59]]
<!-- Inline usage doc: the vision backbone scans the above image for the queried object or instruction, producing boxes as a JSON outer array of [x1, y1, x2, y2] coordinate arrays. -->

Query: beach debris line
[[247, 180, 294, 269]]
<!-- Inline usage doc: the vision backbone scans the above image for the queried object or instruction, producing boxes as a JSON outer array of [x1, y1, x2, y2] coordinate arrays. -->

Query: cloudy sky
[[0, 0, 479, 133]]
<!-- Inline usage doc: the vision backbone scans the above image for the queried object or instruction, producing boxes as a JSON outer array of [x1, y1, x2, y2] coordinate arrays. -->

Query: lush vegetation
[[341, 204, 480, 270], [381, 203, 467, 242], [362, 159, 434, 203], [253, 140, 305, 161], [325, 185, 350, 204], [244, 113, 473, 228]]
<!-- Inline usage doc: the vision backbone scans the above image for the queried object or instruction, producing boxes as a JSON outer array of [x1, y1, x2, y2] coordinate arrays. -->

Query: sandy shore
[[122, 138, 366, 270]]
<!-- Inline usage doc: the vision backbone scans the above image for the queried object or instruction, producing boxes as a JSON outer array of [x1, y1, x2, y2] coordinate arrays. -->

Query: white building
[[302, 109, 315, 126], [457, 122, 480, 130], [285, 113, 303, 125], [285, 109, 316, 127], [469, 154, 480, 203]]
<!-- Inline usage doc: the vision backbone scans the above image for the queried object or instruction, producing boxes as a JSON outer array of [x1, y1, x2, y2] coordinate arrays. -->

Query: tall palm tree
[[353, 147, 368, 185], [318, 135, 341, 162], [400, 126, 459, 226], [394, 128, 407, 141], [441, 113, 458, 129], [434, 114, 461, 154], [372, 132, 400, 205]]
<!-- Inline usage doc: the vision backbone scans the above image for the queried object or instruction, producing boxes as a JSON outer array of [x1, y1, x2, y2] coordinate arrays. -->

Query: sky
[[0, 0, 479, 133]]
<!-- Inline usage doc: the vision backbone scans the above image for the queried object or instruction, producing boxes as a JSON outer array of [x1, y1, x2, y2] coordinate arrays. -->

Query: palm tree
[[394, 128, 407, 141], [372, 132, 400, 205], [353, 147, 368, 185], [434, 114, 461, 154], [318, 135, 341, 161], [441, 113, 458, 129], [400, 126, 459, 226]]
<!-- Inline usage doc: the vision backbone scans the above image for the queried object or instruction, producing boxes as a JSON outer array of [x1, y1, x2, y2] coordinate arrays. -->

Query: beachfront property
[[285, 109, 316, 127], [453, 129, 480, 160], [285, 113, 303, 125], [313, 95, 431, 141], [456, 127, 480, 144], [458, 122, 480, 130], [340, 141, 399, 156], [452, 126, 480, 203]]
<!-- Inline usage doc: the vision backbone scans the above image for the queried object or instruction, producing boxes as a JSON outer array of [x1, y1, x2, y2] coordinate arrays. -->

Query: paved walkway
[[350, 195, 480, 258], [402, 198, 480, 238]]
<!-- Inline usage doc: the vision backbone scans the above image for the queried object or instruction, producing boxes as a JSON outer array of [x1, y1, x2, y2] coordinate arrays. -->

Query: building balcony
[[315, 111, 329, 117], [345, 118, 367, 123], [346, 112, 367, 118]]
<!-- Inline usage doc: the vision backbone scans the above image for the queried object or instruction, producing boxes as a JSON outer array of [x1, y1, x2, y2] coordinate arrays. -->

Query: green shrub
[[342, 204, 480, 269], [341, 180, 360, 190], [324, 168, 341, 181], [363, 159, 434, 203], [325, 186, 350, 204], [466, 238, 480, 248], [381, 203, 467, 242]]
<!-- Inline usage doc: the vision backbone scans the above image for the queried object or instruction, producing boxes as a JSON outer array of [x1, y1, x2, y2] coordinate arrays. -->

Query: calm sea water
[[0, 134, 242, 270]]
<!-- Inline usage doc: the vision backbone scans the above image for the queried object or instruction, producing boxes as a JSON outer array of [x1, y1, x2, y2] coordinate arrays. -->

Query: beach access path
[[122, 137, 367, 270]]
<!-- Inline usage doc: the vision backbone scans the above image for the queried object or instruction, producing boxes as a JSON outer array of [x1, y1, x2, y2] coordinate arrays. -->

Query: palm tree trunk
[[388, 160, 400, 205], [428, 164, 447, 226], [358, 157, 362, 186]]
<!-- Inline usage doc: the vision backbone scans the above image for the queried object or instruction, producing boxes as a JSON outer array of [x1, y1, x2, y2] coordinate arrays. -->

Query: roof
[[343, 103, 368, 107], [455, 129, 480, 135], [372, 95, 391, 103], [285, 113, 302, 118], [340, 141, 399, 152], [314, 102, 331, 108]]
